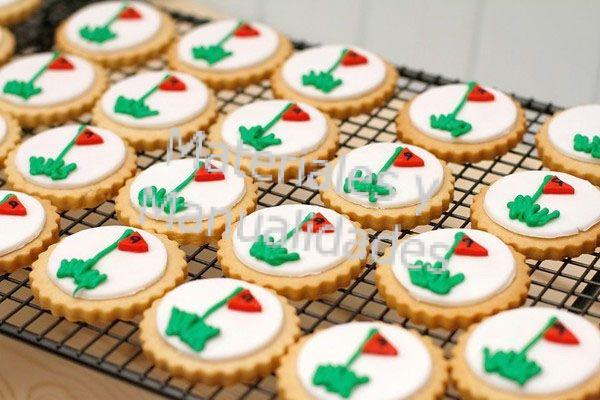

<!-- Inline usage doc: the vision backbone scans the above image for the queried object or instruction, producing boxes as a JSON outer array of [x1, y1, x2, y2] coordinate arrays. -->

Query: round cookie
[[208, 99, 339, 182], [168, 19, 292, 89], [271, 44, 398, 119], [451, 308, 600, 400], [0, 26, 15, 66], [277, 321, 448, 400], [55, 1, 175, 68], [471, 170, 600, 259], [536, 104, 600, 186], [396, 82, 527, 163], [0, 110, 20, 166], [218, 204, 368, 300], [0, 51, 107, 127], [139, 278, 300, 385], [115, 157, 258, 245], [29, 225, 187, 324], [0, 190, 59, 273], [319, 142, 454, 231], [376, 228, 529, 330], [93, 70, 218, 151], [0, 0, 41, 25], [4, 124, 137, 210]]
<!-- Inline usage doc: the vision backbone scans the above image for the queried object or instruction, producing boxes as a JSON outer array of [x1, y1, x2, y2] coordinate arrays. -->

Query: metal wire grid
[[1, 3, 600, 400]]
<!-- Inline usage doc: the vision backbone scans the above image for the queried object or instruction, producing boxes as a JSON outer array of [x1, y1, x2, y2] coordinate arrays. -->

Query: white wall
[[196, 0, 600, 107]]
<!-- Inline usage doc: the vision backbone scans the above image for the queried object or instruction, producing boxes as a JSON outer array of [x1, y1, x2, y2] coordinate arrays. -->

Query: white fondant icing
[[15, 124, 127, 190], [281, 44, 387, 101], [392, 229, 516, 307], [409, 84, 518, 144], [177, 19, 280, 71], [0, 190, 45, 256], [64, 1, 161, 53], [547, 104, 600, 164], [155, 278, 284, 361], [297, 322, 432, 400], [0, 115, 6, 144], [465, 308, 600, 395], [483, 170, 600, 238], [100, 70, 209, 129], [220, 100, 328, 157], [130, 157, 246, 222], [0, 52, 96, 107], [233, 204, 359, 277], [47, 226, 167, 300], [331, 142, 444, 209]]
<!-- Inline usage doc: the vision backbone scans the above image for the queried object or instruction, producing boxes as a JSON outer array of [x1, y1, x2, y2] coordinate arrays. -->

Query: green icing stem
[[3, 50, 61, 100], [301, 48, 348, 93], [239, 102, 292, 151], [28, 124, 86, 181], [79, 1, 128, 44], [430, 81, 476, 137], [0, 193, 13, 204], [114, 73, 171, 119], [191, 20, 243, 65], [573, 133, 600, 159], [507, 174, 560, 227]]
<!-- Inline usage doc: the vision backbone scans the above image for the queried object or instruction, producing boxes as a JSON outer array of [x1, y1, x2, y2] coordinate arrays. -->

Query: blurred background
[[180, 0, 600, 107]]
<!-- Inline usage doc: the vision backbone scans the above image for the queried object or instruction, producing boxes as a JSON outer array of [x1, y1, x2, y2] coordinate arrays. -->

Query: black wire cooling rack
[[1, 1, 599, 399]]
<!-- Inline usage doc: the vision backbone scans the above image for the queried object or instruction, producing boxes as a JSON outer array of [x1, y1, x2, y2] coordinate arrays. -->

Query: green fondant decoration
[[573, 133, 600, 159], [29, 124, 85, 181], [507, 174, 560, 227], [191, 21, 243, 65], [312, 328, 376, 398], [79, 2, 127, 44], [238, 102, 291, 151], [343, 146, 402, 203], [408, 231, 466, 295], [165, 286, 243, 352], [249, 212, 314, 266], [430, 81, 475, 137], [484, 316, 557, 386], [114, 73, 171, 119], [3, 51, 61, 100], [56, 229, 134, 295], [302, 48, 347, 93]]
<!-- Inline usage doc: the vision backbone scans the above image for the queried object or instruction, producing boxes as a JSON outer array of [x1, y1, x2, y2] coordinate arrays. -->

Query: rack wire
[[1, 1, 599, 399]]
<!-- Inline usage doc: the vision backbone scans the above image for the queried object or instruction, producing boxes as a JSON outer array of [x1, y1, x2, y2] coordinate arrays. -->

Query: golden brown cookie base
[[115, 173, 258, 245], [277, 332, 448, 400], [139, 290, 300, 385], [30, 233, 187, 324], [4, 144, 138, 211], [319, 161, 455, 231], [396, 98, 527, 163], [218, 221, 368, 300], [271, 62, 398, 119], [451, 321, 600, 400], [168, 33, 293, 90], [0, 61, 108, 128], [92, 90, 219, 151], [536, 115, 600, 186], [0, 197, 59, 273], [471, 187, 600, 260], [0, 110, 20, 167], [375, 245, 530, 330], [0, 0, 40, 25], [0, 26, 15, 65], [55, 12, 176, 69], [208, 113, 339, 182]]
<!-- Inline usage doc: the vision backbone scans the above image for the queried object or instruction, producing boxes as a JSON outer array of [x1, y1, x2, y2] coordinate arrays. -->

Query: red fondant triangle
[[544, 320, 579, 345], [159, 76, 186, 91], [48, 56, 74, 70], [363, 332, 398, 356], [227, 289, 262, 312], [118, 231, 149, 253], [75, 128, 104, 145], [543, 176, 575, 195], [119, 6, 141, 19], [234, 23, 259, 37], [194, 164, 225, 182], [301, 212, 335, 233], [455, 234, 488, 257], [468, 84, 495, 102], [0, 194, 27, 216], [393, 147, 424, 167], [282, 104, 310, 122], [342, 49, 368, 66]]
